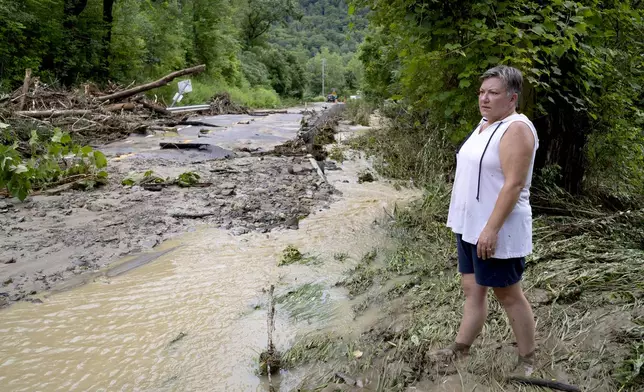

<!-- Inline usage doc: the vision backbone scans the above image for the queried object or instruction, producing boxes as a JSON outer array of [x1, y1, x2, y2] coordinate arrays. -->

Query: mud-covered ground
[[0, 106, 347, 307]]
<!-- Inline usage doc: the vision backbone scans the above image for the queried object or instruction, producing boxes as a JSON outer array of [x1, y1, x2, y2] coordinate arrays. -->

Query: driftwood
[[15, 109, 93, 118], [140, 99, 170, 115], [177, 120, 221, 127], [18, 69, 32, 111], [250, 110, 288, 116], [104, 102, 136, 112], [259, 284, 280, 392], [160, 142, 210, 150], [96, 64, 206, 102]]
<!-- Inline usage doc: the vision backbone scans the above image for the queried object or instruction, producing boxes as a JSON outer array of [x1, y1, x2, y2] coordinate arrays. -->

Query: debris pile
[[273, 104, 344, 159], [208, 92, 249, 115], [0, 65, 247, 145]]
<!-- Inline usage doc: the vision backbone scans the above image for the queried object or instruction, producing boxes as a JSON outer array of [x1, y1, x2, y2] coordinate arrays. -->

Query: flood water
[[0, 153, 419, 391]]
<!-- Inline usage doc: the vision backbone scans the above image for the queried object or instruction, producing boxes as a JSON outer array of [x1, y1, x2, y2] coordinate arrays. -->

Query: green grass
[[289, 107, 644, 391], [153, 76, 281, 109], [343, 99, 375, 126], [328, 145, 345, 163]]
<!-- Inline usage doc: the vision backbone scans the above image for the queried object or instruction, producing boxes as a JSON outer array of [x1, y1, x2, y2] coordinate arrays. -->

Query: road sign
[[171, 79, 193, 107], [178, 79, 193, 93]]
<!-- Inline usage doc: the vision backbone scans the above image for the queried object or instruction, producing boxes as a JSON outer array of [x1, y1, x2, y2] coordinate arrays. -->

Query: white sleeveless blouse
[[446, 113, 539, 259]]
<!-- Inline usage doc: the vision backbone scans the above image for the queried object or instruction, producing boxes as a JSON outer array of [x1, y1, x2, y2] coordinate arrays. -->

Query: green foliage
[[344, 98, 373, 126], [1, 128, 108, 200], [268, 0, 368, 57], [238, 0, 299, 48], [615, 341, 644, 389], [279, 245, 304, 265], [176, 171, 200, 187], [121, 170, 165, 187], [353, 0, 643, 195]]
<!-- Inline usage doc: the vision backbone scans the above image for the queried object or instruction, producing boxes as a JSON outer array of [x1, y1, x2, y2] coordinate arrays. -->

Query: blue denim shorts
[[456, 234, 525, 288]]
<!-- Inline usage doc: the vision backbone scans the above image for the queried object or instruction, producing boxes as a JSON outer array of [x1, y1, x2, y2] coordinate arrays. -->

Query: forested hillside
[[0, 0, 366, 105]]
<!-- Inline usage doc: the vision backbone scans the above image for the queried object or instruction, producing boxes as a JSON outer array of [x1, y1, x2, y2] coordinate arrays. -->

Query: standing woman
[[440, 65, 539, 375]]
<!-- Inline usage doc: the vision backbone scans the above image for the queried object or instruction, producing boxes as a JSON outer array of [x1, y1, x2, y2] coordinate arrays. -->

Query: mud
[[0, 105, 341, 307]]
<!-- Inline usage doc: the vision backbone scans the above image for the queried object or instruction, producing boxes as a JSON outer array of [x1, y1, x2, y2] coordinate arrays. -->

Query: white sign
[[178, 79, 192, 93]]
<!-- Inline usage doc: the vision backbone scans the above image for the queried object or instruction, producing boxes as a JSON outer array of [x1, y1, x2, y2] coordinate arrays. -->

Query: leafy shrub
[[1, 129, 108, 200]]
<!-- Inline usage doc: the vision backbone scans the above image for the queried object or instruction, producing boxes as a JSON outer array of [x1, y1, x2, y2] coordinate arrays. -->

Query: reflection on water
[[0, 160, 418, 392]]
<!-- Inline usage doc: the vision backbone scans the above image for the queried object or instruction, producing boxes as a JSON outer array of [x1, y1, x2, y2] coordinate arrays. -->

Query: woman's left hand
[[477, 226, 499, 260]]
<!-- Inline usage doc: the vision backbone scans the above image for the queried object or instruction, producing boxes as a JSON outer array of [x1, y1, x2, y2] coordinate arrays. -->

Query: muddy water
[[0, 160, 418, 392]]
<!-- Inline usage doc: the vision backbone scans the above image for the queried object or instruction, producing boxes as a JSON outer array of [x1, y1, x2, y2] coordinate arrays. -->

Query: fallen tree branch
[[96, 65, 206, 102], [177, 120, 221, 127], [104, 102, 137, 112], [140, 100, 170, 115], [15, 109, 93, 118]]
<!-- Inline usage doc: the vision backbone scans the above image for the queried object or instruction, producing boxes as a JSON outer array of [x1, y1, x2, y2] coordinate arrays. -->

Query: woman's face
[[479, 77, 516, 120]]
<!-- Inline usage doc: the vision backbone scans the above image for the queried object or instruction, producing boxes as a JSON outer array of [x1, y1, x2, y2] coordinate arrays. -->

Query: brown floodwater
[[0, 158, 419, 392]]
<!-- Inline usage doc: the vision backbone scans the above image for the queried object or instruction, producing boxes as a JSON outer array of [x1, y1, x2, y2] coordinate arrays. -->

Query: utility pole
[[322, 58, 326, 97]]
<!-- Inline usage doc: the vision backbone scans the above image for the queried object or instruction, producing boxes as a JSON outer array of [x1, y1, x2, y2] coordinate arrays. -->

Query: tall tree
[[353, 0, 644, 194], [239, 0, 299, 48]]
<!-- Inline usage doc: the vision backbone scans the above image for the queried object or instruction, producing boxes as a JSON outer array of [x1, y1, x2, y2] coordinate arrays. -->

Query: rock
[[325, 161, 340, 171], [285, 216, 299, 229], [221, 188, 235, 196], [221, 220, 233, 230], [231, 227, 249, 236], [220, 182, 236, 190], [72, 259, 88, 267], [63, 209, 72, 216], [17, 216, 26, 223], [2, 257, 17, 264], [358, 172, 376, 183], [0, 201, 12, 209], [35, 210, 47, 218], [3, 278, 12, 285], [288, 164, 313, 175], [140, 238, 159, 249]]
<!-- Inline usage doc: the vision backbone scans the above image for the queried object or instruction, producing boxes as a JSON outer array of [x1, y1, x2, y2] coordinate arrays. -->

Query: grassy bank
[[284, 104, 644, 391], [154, 77, 282, 108]]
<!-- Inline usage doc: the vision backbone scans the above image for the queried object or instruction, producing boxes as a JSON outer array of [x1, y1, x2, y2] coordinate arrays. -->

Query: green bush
[[155, 77, 282, 109], [0, 129, 108, 201], [344, 99, 374, 126]]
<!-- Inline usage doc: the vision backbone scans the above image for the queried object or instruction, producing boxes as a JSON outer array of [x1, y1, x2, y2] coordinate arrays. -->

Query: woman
[[439, 65, 539, 375]]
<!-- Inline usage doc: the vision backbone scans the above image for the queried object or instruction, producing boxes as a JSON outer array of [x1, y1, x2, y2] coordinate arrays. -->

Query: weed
[[282, 333, 340, 368], [279, 245, 303, 265], [278, 245, 319, 266], [344, 99, 374, 126], [333, 252, 349, 262], [328, 145, 345, 163], [176, 171, 200, 187], [276, 283, 328, 322]]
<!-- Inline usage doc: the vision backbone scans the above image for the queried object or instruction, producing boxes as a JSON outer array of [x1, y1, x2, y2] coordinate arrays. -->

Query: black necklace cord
[[476, 121, 504, 202]]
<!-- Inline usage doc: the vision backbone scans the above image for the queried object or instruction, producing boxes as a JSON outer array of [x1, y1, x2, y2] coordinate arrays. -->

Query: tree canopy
[[353, 0, 643, 194]]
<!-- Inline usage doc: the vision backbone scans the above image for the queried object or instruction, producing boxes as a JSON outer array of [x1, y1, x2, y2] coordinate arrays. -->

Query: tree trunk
[[533, 104, 589, 195], [62, 0, 89, 85], [102, 0, 116, 78]]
